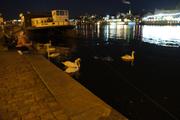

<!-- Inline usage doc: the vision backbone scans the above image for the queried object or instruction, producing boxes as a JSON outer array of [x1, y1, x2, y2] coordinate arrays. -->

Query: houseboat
[[19, 10, 76, 31]]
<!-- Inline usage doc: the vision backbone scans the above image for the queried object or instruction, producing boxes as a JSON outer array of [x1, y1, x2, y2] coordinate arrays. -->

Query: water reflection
[[142, 25, 180, 47], [97, 23, 100, 38], [79, 24, 180, 48], [77, 24, 137, 42], [102, 24, 136, 41]]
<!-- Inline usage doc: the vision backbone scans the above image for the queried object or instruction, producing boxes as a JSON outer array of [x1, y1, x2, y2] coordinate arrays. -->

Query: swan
[[46, 43, 60, 58], [17, 50, 23, 55], [62, 58, 81, 73], [48, 52, 60, 58], [121, 51, 135, 61]]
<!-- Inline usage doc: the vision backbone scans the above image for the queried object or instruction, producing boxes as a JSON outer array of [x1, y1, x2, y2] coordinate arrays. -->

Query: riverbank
[[0, 51, 127, 120]]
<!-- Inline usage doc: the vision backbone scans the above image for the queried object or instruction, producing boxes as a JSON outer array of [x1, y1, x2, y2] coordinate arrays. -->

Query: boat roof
[[23, 12, 52, 19]]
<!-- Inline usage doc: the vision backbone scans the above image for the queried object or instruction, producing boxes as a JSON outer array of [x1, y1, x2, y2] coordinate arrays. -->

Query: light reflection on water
[[100, 24, 136, 41], [142, 25, 180, 47], [95, 24, 180, 48]]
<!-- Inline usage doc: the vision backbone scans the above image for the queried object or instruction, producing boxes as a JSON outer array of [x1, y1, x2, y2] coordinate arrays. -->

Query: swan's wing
[[48, 53, 60, 58], [65, 67, 79, 73], [62, 61, 77, 68], [121, 55, 129, 59]]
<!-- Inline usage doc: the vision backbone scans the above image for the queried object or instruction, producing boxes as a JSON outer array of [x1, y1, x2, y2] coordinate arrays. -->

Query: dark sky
[[0, 0, 179, 20]]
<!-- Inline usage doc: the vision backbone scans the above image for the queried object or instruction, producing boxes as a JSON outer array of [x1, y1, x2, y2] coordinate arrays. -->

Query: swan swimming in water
[[62, 58, 81, 73], [121, 51, 135, 61], [45, 43, 60, 58], [48, 52, 60, 58]]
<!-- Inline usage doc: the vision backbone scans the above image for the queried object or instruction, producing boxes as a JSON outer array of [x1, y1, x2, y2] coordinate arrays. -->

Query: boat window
[[56, 11, 60, 16], [60, 11, 65, 16], [47, 18, 53, 22], [64, 11, 68, 16], [57, 11, 65, 16]]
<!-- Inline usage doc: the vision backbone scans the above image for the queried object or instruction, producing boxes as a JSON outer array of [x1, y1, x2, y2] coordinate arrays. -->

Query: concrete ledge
[[26, 54, 128, 120]]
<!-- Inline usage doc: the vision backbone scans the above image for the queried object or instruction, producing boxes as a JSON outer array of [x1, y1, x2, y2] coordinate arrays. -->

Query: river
[[32, 24, 180, 120]]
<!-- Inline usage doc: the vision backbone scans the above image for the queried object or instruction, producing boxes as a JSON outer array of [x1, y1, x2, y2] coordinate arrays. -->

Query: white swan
[[45, 43, 60, 58], [121, 51, 135, 61], [62, 58, 81, 73], [48, 52, 60, 58]]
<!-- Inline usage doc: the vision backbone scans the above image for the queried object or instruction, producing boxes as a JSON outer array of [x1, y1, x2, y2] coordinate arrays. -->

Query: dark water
[[32, 24, 180, 120]]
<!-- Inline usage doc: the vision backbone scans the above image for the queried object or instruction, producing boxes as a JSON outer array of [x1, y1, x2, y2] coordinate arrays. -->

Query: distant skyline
[[0, 0, 179, 20]]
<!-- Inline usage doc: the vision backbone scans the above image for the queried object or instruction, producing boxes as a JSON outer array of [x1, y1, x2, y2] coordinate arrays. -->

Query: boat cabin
[[20, 10, 73, 28]]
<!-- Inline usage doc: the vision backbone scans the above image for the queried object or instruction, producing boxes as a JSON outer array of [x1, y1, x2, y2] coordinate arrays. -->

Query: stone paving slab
[[26, 54, 128, 120], [0, 52, 69, 120]]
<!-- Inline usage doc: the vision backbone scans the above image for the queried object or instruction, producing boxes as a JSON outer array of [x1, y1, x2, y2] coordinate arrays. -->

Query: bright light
[[124, 18, 130, 22], [96, 21, 100, 25], [142, 26, 180, 47], [109, 22, 116, 29], [143, 12, 180, 22]]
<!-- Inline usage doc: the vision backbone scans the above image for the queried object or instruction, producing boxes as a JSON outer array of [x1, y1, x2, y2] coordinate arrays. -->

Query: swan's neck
[[131, 52, 134, 59], [77, 62, 80, 67], [75, 60, 80, 67]]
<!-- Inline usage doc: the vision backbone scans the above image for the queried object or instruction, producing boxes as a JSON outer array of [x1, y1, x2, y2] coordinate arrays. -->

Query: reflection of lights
[[96, 21, 100, 25], [124, 25, 127, 39], [109, 22, 116, 29], [97, 23, 100, 38], [117, 25, 124, 39], [128, 22, 136, 25], [109, 23, 116, 39], [142, 26, 180, 47], [117, 24, 124, 29], [101, 23, 136, 40], [103, 25, 110, 41], [106, 25, 109, 41]]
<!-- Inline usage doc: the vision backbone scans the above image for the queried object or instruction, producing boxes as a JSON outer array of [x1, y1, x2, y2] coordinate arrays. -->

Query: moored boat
[[19, 10, 76, 31]]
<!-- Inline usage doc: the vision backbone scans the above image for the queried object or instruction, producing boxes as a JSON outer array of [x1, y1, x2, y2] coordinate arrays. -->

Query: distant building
[[154, 9, 180, 14], [142, 9, 180, 25]]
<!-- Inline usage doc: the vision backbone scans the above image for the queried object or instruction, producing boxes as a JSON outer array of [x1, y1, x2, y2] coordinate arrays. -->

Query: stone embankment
[[0, 52, 128, 120]]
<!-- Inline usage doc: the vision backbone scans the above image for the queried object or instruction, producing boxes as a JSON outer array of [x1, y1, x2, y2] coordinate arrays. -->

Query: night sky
[[0, 0, 179, 20]]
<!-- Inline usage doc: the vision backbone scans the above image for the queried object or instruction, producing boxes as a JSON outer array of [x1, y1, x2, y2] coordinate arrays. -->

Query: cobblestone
[[0, 52, 68, 120]]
